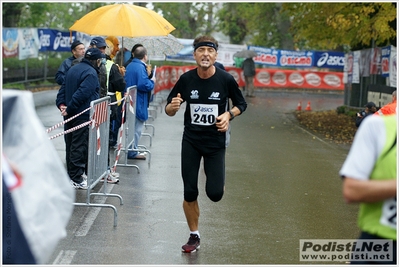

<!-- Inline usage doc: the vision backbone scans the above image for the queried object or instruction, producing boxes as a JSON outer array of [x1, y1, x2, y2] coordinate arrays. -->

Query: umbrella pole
[[120, 37, 124, 66]]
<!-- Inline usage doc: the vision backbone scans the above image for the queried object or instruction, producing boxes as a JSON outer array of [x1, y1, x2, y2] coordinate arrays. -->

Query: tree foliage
[[4, 2, 395, 52], [3, 2, 24, 27], [282, 2, 397, 51], [3, 2, 106, 29], [216, 3, 248, 44], [216, 3, 294, 49], [152, 2, 215, 39]]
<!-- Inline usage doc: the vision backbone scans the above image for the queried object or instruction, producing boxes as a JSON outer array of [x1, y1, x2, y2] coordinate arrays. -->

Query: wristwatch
[[228, 110, 235, 121]]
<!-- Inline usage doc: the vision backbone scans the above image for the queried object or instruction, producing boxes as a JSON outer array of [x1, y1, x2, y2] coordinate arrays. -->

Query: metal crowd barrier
[[73, 96, 123, 227], [115, 86, 151, 173]]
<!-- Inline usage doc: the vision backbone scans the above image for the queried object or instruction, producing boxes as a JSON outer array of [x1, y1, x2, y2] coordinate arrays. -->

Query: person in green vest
[[340, 113, 397, 264]]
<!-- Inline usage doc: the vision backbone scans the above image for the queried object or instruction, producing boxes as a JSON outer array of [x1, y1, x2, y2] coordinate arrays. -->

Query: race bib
[[190, 104, 218, 126], [380, 197, 396, 229]]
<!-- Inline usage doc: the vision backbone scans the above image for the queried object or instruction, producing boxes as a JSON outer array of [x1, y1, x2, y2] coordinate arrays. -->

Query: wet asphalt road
[[34, 89, 359, 265]]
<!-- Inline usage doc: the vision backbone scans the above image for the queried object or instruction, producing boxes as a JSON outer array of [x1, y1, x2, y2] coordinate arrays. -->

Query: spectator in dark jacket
[[214, 61, 225, 70], [89, 37, 108, 98], [241, 57, 256, 97], [55, 48, 104, 190], [55, 40, 85, 85], [355, 102, 377, 127]]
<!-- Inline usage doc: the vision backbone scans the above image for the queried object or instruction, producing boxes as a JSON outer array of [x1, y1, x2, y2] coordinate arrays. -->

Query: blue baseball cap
[[90, 36, 107, 48], [85, 48, 106, 60]]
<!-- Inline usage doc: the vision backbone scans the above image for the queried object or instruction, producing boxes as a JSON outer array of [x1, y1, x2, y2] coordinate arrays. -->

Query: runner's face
[[194, 46, 217, 68]]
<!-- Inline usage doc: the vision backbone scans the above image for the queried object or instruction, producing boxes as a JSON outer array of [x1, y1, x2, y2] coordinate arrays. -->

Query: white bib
[[380, 197, 396, 229], [190, 104, 219, 126]]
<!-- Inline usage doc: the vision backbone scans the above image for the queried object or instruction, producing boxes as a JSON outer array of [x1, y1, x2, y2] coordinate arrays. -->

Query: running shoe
[[70, 179, 88, 190], [109, 171, 120, 178], [182, 234, 200, 253], [100, 172, 120, 184]]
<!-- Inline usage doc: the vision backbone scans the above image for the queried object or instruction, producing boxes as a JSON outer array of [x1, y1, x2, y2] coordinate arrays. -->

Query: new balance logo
[[208, 92, 220, 100]]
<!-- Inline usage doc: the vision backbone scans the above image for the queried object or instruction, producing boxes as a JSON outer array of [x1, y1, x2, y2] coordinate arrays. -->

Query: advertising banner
[[18, 28, 40, 60], [166, 38, 246, 66], [352, 51, 361, 84], [370, 47, 382, 75], [38, 29, 77, 52], [153, 65, 344, 94], [252, 68, 343, 90], [314, 51, 345, 69], [346, 52, 354, 84], [217, 42, 247, 66], [381, 46, 391, 77], [359, 48, 371, 77], [250, 46, 314, 68], [389, 46, 397, 87], [251, 46, 345, 70], [2, 28, 19, 58], [250, 46, 279, 67]]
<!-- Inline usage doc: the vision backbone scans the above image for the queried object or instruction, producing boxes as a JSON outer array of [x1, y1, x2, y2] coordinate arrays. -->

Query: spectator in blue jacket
[[55, 48, 104, 189], [125, 46, 155, 160], [55, 40, 85, 85]]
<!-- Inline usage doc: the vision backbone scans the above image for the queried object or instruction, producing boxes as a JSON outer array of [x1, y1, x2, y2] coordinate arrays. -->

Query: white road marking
[[51, 184, 115, 264], [74, 184, 115, 237], [52, 250, 76, 265]]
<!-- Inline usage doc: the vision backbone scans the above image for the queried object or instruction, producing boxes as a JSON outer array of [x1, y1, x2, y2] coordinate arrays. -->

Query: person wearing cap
[[355, 101, 377, 127], [55, 40, 85, 85], [56, 48, 105, 190], [88, 37, 121, 184], [375, 90, 397, 116], [89, 36, 108, 98], [165, 35, 247, 253]]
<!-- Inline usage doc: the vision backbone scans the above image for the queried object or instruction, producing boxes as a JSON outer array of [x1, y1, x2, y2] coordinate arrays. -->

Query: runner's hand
[[215, 112, 230, 132], [167, 93, 183, 116]]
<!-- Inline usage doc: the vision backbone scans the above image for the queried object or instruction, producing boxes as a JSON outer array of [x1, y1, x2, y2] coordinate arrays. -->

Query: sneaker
[[128, 152, 146, 160], [70, 179, 88, 190], [182, 234, 200, 253], [109, 171, 120, 178], [100, 172, 120, 184], [82, 173, 88, 181]]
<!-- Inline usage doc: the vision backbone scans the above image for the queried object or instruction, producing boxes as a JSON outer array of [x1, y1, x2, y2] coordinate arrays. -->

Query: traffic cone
[[296, 101, 302, 111], [305, 101, 312, 111]]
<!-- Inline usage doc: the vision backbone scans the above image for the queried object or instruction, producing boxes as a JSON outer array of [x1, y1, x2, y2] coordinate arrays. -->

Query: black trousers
[[65, 119, 89, 183], [181, 139, 225, 202]]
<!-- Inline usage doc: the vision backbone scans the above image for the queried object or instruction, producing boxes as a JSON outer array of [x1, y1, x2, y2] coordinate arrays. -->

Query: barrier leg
[[73, 203, 118, 227]]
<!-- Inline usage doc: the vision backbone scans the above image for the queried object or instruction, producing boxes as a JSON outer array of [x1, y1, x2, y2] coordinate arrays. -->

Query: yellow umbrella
[[69, 3, 175, 37]]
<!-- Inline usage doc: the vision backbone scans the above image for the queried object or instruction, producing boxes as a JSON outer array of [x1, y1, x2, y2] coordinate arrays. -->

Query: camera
[[357, 111, 366, 117]]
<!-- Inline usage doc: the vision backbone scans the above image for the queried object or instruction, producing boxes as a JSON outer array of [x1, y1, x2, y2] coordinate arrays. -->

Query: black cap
[[85, 48, 106, 60], [71, 40, 84, 51], [365, 102, 376, 109]]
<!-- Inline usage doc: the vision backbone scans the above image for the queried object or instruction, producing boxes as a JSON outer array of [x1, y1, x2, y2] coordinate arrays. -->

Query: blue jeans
[[127, 117, 144, 158]]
